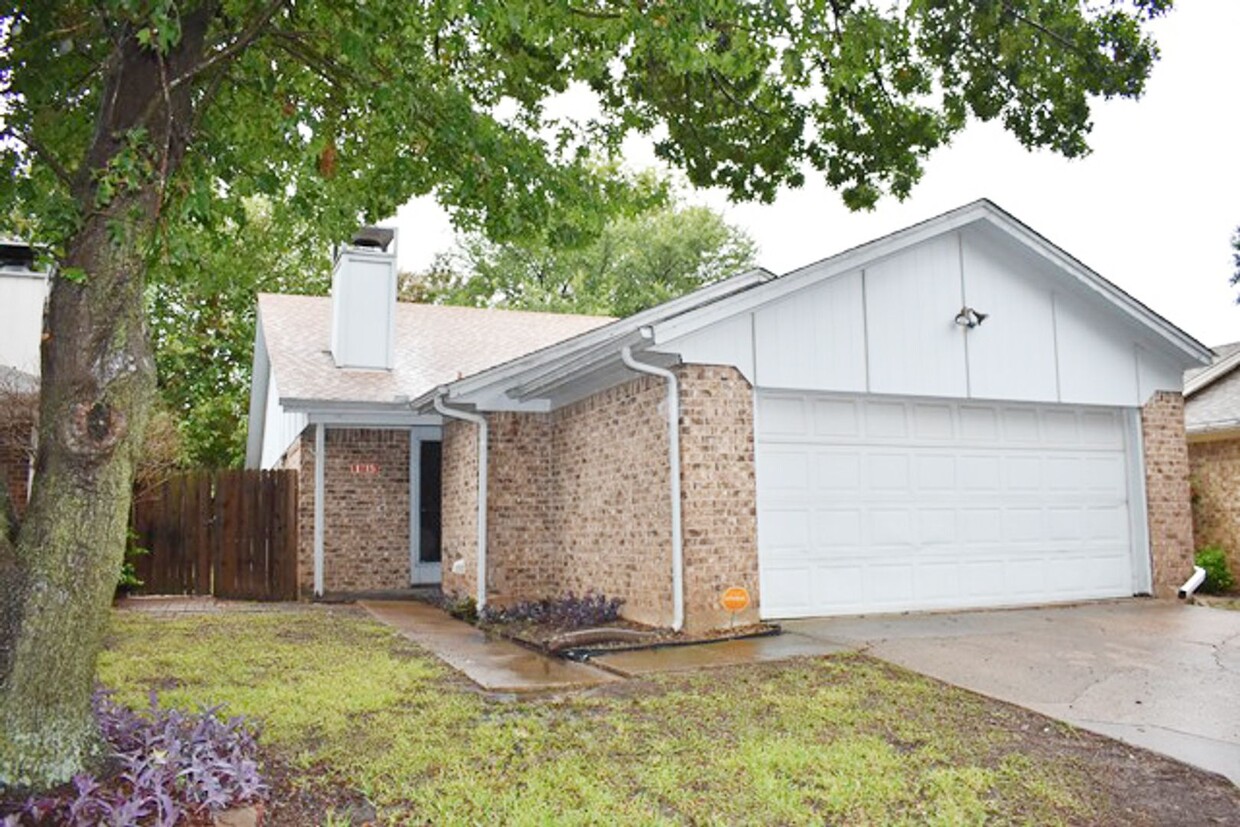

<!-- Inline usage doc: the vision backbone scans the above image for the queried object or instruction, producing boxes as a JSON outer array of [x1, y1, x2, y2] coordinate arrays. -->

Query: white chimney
[[330, 226, 397, 370], [0, 240, 50, 377]]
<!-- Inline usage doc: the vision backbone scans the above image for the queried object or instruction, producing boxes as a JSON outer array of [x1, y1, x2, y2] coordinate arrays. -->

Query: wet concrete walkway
[[590, 632, 850, 676], [359, 600, 620, 693]]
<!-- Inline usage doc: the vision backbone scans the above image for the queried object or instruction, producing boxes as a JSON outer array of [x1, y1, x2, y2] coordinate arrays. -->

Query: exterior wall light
[[954, 306, 988, 329]]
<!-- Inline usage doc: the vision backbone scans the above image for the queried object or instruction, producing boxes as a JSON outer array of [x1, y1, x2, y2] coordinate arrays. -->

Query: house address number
[[349, 463, 381, 475]]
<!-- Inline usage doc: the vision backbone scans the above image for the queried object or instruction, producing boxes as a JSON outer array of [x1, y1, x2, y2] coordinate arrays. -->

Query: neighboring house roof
[[417, 198, 1211, 412], [1185, 341, 1240, 435], [257, 293, 613, 408], [0, 365, 38, 395]]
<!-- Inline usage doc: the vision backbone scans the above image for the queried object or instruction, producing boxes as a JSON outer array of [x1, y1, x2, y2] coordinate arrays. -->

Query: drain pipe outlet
[[433, 394, 489, 609], [620, 345, 684, 633], [1178, 565, 1207, 600]]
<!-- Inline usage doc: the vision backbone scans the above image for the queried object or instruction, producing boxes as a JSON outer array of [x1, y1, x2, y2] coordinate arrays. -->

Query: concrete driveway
[[784, 600, 1240, 785]]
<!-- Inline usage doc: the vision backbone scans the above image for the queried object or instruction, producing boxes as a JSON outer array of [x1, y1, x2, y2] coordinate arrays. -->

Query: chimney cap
[[350, 226, 395, 252], [0, 239, 37, 271]]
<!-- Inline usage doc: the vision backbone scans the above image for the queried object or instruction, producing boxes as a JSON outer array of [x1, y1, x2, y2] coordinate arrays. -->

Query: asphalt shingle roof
[[1185, 341, 1240, 434], [258, 294, 613, 405]]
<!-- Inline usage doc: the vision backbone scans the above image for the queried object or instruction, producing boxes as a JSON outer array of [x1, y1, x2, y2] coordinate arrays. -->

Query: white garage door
[[756, 392, 1146, 618]]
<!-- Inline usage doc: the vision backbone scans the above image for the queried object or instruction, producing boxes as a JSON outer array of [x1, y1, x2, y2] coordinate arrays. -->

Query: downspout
[[1178, 566, 1207, 600], [620, 344, 684, 633], [433, 394, 489, 609], [313, 423, 325, 597]]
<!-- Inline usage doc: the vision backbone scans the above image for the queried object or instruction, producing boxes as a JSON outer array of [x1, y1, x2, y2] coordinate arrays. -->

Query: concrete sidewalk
[[360, 600, 620, 693], [590, 631, 849, 676]]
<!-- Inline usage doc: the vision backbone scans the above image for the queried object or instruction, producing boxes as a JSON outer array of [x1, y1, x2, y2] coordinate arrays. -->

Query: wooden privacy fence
[[129, 469, 298, 600]]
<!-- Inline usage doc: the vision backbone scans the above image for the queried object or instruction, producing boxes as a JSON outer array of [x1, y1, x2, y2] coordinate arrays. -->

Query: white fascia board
[[1185, 349, 1240, 397], [431, 268, 771, 406], [649, 203, 992, 345], [306, 409, 443, 427], [243, 317, 270, 470], [509, 329, 647, 400]]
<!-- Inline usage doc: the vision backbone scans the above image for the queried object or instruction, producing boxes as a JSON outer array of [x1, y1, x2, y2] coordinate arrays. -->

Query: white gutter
[[313, 423, 325, 597], [1178, 566, 1207, 600], [433, 394, 489, 609], [620, 343, 684, 632]]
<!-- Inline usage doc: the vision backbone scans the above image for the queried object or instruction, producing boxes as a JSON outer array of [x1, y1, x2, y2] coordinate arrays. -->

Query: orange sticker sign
[[720, 587, 750, 613]]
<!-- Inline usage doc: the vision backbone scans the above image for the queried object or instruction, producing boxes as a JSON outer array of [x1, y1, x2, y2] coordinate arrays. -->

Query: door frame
[[409, 425, 443, 585]]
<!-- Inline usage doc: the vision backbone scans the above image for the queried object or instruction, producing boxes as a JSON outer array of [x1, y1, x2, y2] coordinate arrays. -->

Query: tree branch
[[168, 0, 287, 91], [2, 128, 75, 189]]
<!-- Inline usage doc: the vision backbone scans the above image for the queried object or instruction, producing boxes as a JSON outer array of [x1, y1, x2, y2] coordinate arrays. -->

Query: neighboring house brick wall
[[441, 368, 759, 631], [1141, 391, 1195, 597], [0, 403, 34, 520], [1188, 435, 1240, 581], [678, 365, 760, 631], [279, 427, 412, 596]]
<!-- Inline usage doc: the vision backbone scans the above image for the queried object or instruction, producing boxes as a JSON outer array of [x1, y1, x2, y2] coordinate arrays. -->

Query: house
[[1184, 343, 1240, 579], [246, 200, 1211, 631], [0, 240, 49, 517]]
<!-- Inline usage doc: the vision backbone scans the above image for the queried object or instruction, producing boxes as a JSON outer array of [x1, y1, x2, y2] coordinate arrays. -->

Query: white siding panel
[[960, 231, 1058, 402], [753, 271, 866, 392], [653, 312, 755, 382], [1054, 296, 1140, 406], [865, 235, 968, 397], [260, 371, 308, 469], [1136, 345, 1185, 403]]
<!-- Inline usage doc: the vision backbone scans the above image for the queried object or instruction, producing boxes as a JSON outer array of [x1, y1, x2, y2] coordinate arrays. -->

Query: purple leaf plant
[[3, 690, 266, 826]]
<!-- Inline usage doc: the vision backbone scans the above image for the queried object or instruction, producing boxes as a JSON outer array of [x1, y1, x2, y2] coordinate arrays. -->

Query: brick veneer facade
[[279, 427, 412, 595], [1141, 391, 1195, 597], [441, 366, 758, 631], [1187, 434, 1240, 581], [0, 404, 34, 521]]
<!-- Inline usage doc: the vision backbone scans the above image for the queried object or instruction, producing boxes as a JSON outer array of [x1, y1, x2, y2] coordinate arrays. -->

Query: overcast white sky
[[389, 2, 1239, 347]]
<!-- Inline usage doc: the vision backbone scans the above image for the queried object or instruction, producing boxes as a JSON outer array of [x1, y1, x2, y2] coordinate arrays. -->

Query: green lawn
[[99, 608, 1110, 825]]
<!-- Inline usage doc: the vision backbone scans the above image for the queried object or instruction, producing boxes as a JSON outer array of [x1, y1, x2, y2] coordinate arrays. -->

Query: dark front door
[[418, 440, 442, 567]]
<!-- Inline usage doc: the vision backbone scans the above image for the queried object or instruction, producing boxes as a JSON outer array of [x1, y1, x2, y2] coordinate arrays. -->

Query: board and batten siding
[[653, 225, 1183, 407], [259, 369, 308, 469]]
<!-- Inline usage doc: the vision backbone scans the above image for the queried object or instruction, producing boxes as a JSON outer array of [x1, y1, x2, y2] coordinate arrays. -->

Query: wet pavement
[[359, 600, 621, 693], [589, 632, 849, 676], [785, 600, 1240, 785]]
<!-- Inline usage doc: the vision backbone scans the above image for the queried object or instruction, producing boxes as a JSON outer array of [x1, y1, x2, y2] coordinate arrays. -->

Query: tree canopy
[[0, 0, 1174, 789], [410, 198, 757, 317]]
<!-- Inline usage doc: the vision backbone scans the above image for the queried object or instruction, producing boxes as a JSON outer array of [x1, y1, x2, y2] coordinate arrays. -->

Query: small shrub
[[1195, 546, 1236, 594], [442, 594, 478, 624], [3, 690, 266, 826], [480, 592, 624, 629]]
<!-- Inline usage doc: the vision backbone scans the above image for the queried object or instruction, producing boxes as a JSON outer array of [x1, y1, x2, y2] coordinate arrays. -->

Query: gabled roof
[[419, 199, 1210, 412], [258, 293, 612, 409], [1185, 342, 1240, 435], [0, 365, 38, 395]]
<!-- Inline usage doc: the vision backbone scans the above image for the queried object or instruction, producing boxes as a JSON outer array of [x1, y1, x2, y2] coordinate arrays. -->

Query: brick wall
[[441, 368, 758, 631], [678, 365, 759, 631], [547, 375, 673, 626], [1188, 434, 1240, 581], [279, 426, 412, 595], [0, 400, 35, 520], [441, 419, 478, 599], [1141, 391, 1195, 596]]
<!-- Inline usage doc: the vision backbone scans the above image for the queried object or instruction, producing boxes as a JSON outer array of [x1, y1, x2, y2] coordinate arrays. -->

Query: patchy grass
[[98, 608, 1232, 826]]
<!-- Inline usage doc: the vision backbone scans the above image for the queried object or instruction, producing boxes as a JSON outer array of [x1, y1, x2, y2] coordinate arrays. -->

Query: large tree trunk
[[0, 10, 211, 790]]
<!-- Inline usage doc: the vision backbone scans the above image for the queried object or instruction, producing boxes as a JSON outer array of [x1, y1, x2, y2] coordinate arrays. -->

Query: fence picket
[[126, 469, 297, 600]]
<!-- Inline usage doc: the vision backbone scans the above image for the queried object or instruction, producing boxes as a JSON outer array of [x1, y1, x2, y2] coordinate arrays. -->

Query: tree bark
[[0, 8, 211, 790]]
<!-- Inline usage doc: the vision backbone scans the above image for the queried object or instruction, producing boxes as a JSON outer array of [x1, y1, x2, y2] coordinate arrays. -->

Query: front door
[[411, 432, 443, 585]]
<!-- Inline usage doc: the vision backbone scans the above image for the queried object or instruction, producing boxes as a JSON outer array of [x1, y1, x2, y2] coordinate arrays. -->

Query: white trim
[[243, 319, 271, 469], [1125, 407, 1153, 595], [620, 345, 684, 632], [313, 423, 326, 597]]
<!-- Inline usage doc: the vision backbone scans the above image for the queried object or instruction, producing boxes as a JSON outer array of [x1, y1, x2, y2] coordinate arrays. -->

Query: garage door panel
[[757, 392, 1141, 618]]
